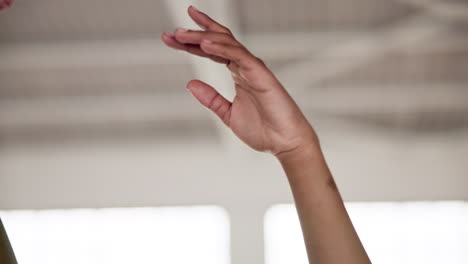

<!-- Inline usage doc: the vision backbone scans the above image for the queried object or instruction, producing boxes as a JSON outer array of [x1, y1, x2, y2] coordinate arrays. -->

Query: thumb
[[187, 80, 232, 126]]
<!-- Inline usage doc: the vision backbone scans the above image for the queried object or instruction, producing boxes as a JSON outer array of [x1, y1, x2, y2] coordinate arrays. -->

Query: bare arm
[[277, 146, 371, 263], [161, 5, 371, 264]]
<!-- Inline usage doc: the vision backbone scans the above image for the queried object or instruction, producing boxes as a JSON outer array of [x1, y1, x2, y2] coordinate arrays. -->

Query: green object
[[0, 218, 17, 264]]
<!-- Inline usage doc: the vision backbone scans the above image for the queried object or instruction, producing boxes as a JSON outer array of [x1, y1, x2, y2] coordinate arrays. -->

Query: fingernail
[[162, 32, 173, 38], [186, 84, 193, 91], [176, 28, 189, 33], [190, 5, 200, 12]]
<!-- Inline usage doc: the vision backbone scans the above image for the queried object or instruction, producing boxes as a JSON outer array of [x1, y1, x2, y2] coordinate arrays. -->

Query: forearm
[[277, 143, 371, 264]]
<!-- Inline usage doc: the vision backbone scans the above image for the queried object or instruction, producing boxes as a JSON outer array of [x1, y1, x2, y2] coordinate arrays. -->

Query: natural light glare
[[0, 206, 230, 264], [264, 201, 468, 264]]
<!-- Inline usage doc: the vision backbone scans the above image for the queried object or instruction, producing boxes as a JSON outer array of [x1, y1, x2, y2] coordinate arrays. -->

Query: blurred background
[[0, 0, 467, 263]]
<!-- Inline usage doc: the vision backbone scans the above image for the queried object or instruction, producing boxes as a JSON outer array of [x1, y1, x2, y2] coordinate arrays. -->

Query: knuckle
[[220, 26, 232, 35], [208, 94, 222, 110], [222, 32, 236, 41], [254, 56, 266, 66]]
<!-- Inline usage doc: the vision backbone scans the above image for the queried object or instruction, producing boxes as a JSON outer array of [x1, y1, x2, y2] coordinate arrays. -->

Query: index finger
[[188, 5, 233, 35]]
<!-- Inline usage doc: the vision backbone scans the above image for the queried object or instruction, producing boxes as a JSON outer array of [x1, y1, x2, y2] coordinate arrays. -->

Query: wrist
[[275, 137, 337, 194], [274, 136, 323, 167]]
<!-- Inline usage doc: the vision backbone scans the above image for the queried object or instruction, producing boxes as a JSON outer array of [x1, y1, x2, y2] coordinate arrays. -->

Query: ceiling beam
[[276, 16, 446, 93], [396, 0, 468, 23], [274, 0, 468, 92], [0, 94, 216, 143], [2, 30, 458, 72], [0, 40, 188, 70], [296, 84, 468, 119], [0, 84, 465, 142]]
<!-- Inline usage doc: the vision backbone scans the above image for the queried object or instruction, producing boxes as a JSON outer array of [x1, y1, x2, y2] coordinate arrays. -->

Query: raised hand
[[162, 6, 372, 264], [0, 0, 13, 10], [161, 5, 318, 157]]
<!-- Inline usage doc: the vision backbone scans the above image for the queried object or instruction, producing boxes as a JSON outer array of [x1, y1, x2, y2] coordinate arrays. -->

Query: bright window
[[0, 206, 230, 264], [265, 201, 468, 264]]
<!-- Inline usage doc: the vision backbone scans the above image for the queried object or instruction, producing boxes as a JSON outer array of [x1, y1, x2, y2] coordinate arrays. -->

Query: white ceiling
[[0, 0, 467, 142]]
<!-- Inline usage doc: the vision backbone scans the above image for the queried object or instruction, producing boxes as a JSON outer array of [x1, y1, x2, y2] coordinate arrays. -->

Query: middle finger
[[173, 29, 240, 47]]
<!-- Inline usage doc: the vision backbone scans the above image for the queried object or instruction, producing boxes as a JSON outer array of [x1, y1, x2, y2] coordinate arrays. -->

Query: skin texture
[[163, 5, 372, 264], [0, 0, 13, 10]]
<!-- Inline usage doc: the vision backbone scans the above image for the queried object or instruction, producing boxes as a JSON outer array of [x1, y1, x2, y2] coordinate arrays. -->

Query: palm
[[229, 88, 268, 151]]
